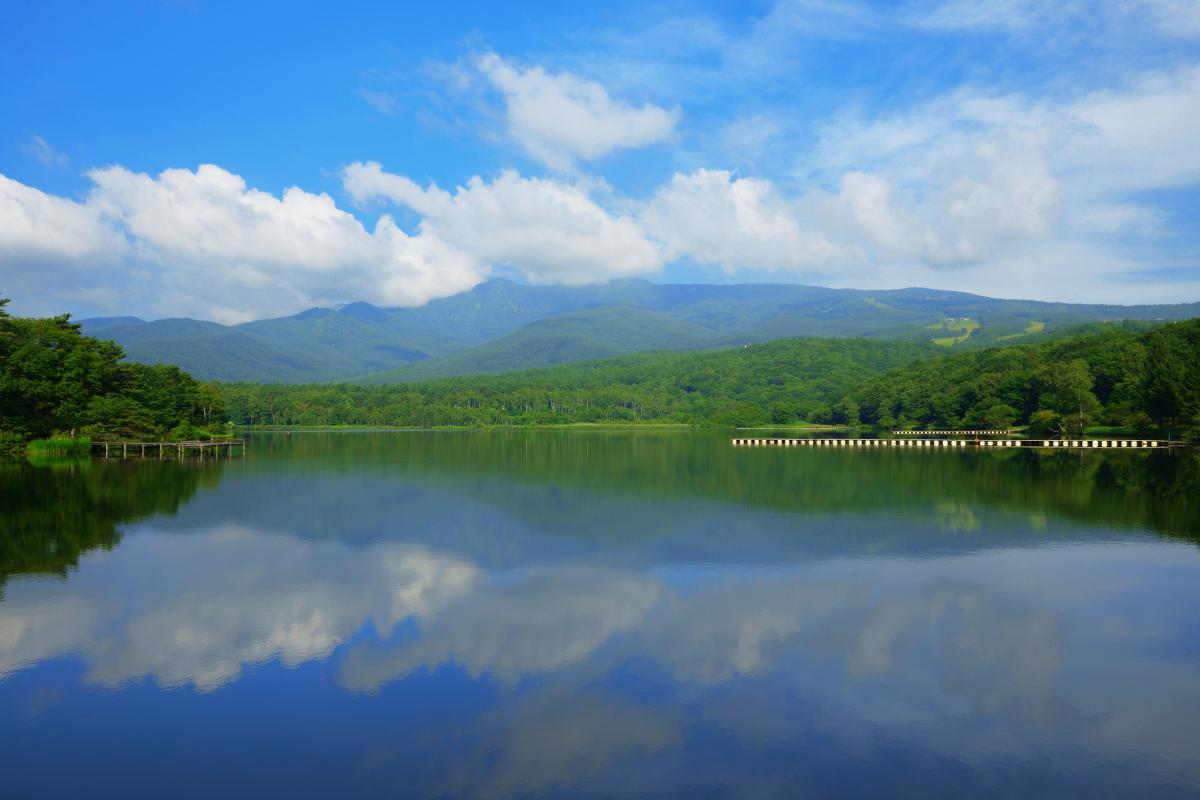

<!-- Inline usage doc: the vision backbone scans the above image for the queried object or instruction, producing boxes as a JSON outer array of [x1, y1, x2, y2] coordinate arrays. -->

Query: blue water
[[2, 431, 1199, 798]]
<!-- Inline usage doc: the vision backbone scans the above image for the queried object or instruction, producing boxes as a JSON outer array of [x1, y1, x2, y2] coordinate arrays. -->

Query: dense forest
[[0, 299, 224, 454], [219, 337, 936, 428], [847, 319, 1200, 435], [218, 320, 1200, 434]]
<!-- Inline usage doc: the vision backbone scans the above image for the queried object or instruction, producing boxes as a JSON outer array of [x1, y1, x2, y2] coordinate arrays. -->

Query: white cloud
[[1134, 0, 1200, 36], [626, 65, 1190, 298], [0, 173, 126, 264], [24, 134, 69, 168], [347, 57, 1200, 305], [477, 53, 679, 170], [1064, 66, 1200, 193], [0, 164, 486, 322], [917, 0, 1050, 31], [343, 161, 664, 284], [640, 169, 847, 272], [6, 56, 1200, 319], [918, 0, 1200, 37]]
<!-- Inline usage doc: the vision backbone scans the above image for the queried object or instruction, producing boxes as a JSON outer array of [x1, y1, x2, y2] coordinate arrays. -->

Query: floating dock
[[731, 438, 1172, 449], [93, 439, 246, 458]]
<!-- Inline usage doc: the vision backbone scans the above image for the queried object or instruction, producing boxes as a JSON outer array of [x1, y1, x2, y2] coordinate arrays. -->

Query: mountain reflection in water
[[1, 431, 1198, 799]]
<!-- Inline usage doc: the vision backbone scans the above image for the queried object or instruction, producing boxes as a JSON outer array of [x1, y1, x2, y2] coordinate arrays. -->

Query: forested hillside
[[219, 321, 1200, 433], [221, 337, 937, 427], [847, 319, 1200, 434], [357, 305, 723, 382]]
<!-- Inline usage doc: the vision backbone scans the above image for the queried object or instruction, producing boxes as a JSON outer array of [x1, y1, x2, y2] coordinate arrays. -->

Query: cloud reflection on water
[[1, 527, 1199, 794]]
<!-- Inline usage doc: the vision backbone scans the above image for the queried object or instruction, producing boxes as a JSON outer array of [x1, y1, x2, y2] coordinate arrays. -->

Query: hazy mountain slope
[[80, 279, 1200, 383], [236, 307, 434, 374], [86, 306, 440, 381], [357, 305, 722, 383], [79, 318, 348, 382], [386, 278, 665, 343], [76, 316, 146, 333]]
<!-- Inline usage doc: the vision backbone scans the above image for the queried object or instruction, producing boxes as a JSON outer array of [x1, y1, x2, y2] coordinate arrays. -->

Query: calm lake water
[[2, 431, 1200, 798]]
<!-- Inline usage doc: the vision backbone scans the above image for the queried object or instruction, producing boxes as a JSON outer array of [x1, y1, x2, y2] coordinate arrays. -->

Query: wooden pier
[[93, 439, 246, 458], [893, 429, 1013, 436], [732, 437, 1174, 449]]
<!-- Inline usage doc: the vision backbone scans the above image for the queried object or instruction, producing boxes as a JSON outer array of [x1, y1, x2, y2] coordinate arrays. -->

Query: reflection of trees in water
[[0, 460, 222, 588], [4, 434, 1195, 592], [247, 432, 1200, 544]]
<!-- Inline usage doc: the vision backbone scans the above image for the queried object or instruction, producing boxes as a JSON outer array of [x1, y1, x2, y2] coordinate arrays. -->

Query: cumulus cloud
[[476, 52, 679, 170], [343, 161, 664, 284], [0, 164, 486, 322], [640, 168, 846, 272], [6, 57, 1200, 318], [0, 173, 126, 264], [627, 64, 1200, 301]]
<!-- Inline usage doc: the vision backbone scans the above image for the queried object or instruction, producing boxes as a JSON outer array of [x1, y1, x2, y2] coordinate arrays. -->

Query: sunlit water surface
[[2, 431, 1199, 798]]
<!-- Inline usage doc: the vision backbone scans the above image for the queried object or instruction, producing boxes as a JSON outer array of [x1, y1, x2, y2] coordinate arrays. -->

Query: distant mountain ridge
[[78, 279, 1200, 383]]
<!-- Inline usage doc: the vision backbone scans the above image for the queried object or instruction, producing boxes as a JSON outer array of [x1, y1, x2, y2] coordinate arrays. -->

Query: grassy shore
[[26, 436, 92, 458]]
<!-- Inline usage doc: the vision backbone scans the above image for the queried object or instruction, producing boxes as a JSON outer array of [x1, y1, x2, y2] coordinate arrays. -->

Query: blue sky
[[2, 0, 1199, 322]]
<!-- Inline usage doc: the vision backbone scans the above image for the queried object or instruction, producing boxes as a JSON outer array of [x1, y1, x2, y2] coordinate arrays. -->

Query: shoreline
[[236, 422, 704, 432]]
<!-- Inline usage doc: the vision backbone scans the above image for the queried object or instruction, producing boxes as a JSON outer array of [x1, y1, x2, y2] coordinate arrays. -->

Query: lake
[[2, 431, 1199, 798]]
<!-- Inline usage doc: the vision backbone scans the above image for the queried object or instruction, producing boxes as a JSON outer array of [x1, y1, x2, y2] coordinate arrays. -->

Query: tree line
[[4, 294, 1198, 447], [218, 337, 934, 429], [846, 319, 1200, 435], [0, 299, 225, 455], [219, 320, 1200, 435]]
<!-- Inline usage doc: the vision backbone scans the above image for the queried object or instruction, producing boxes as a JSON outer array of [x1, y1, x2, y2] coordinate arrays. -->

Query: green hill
[[357, 305, 721, 383], [221, 336, 939, 427], [848, 318, 1200, 432], [82, 279, 1200, 383], [220, 320, 1200, 435]]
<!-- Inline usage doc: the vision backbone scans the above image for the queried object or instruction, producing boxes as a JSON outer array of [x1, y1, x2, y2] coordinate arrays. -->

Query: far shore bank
[[230, 422, 1187, 438]]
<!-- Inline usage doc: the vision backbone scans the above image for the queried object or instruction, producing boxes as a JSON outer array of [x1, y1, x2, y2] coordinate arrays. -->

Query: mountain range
[[79, 279, 1200, 383]]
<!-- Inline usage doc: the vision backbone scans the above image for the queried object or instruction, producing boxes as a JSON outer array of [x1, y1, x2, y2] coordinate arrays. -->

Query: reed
[[27, 436, 92, 458]]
